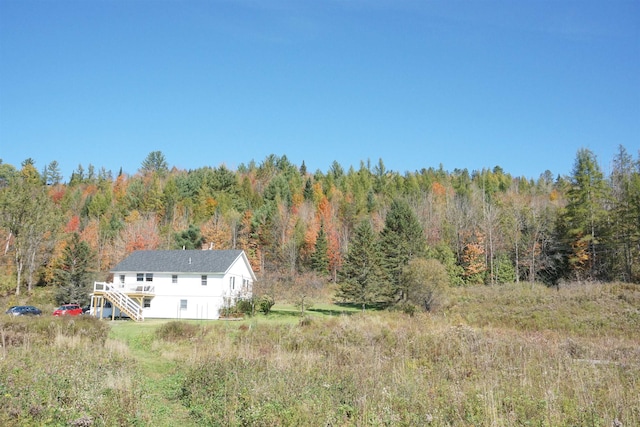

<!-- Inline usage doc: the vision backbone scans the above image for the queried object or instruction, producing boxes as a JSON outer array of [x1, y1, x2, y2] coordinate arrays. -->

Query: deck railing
[[92, 282, 145, 321], [94, 282, 155, 295]]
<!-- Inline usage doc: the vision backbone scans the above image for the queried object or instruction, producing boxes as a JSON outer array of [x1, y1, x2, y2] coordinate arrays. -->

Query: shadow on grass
[[269, 302, 384, 318], [307, 307, 355, 316], [332, 302, 387, 311], [268, 309, 304, 318]]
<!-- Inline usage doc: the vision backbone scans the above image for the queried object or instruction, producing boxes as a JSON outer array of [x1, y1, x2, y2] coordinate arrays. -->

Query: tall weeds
[[176, 304, 639, 426], [1, 282, 638, 426], [0, 316, 146, 427]]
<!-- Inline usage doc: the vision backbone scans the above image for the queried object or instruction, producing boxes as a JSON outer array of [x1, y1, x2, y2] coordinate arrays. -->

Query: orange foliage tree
[[115, 212, 161, 257], [461, 230, 487, 285]]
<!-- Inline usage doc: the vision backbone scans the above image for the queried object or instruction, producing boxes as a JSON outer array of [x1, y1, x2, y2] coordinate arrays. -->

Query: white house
[[91, 249, 255, 321]]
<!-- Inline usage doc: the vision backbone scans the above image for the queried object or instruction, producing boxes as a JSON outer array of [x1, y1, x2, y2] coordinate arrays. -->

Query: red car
[[52, 304, 83, 316]]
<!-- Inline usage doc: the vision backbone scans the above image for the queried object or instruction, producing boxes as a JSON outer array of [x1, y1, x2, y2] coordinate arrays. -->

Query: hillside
[[1, 146, 638, 305]]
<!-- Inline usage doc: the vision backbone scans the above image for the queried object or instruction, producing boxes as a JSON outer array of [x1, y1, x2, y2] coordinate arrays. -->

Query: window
[[137, 273, 144, 282], [229, 276, 235, 290], [172, 274, 178, 284], [145, 273, 153, 282], [143, 298, 151, 308], [201, 275, 207, 286], [180, 299, 187, 310], [119, 275, 125, 284]]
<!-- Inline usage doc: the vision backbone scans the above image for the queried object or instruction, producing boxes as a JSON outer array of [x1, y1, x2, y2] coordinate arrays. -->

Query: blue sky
[[1, 0, 638, 181]]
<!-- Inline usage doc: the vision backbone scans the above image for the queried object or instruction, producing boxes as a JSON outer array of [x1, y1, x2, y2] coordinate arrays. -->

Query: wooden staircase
[[92, 282, 146, 322]]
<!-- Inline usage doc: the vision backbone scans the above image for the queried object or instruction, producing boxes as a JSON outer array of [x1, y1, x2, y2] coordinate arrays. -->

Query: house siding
[[105, 250, 255, 320]]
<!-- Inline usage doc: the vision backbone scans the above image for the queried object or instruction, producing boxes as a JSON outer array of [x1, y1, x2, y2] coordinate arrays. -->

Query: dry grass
[[174, 309, 639, 426], [1, 282, 638, 426]]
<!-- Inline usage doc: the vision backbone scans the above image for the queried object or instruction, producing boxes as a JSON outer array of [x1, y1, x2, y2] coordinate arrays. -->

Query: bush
[[401, 258, 449, 311], [236, 298, 254, 316], [155, 321, 201, 341], [494, 253, 516, 284], [258, 295, 275, 315], [394, 301, 417, 316]]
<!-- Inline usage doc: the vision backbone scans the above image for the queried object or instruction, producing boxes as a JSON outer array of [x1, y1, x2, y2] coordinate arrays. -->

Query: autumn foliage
[[0, 146, 638, 298]]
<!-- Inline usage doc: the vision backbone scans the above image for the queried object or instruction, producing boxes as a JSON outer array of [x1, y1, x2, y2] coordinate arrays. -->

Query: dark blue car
[[5, 305, 42, 316]]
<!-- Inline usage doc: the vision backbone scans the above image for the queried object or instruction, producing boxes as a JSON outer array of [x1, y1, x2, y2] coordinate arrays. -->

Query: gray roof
[[111, 250, 246, 274]]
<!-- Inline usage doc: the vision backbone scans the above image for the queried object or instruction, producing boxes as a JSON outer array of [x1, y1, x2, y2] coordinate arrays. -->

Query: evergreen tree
[[43, 160, 63, 185], [53, 233, 95, 305], [336, 221, 391, 310], [561, 148, 609, 280], [379, 199, 426, 300], [175, 224, 205, 250], [303, 178, 314, 202], [608, 145, 640, 282], [140, 151, 169, 176], [263, 174, 292, 207], [310, 222, 329, 275], [69, 164, 85, 186]]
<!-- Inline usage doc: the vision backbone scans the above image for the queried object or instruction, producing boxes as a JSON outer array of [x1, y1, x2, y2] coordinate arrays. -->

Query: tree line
[[0, 146, 638, 308]]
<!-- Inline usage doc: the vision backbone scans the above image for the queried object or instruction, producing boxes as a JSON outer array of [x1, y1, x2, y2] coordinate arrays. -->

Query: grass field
[[1, 282, 639, 426]]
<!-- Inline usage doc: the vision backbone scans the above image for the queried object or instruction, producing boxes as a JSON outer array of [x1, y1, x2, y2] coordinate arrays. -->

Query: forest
[[0, 145, 638, 308]]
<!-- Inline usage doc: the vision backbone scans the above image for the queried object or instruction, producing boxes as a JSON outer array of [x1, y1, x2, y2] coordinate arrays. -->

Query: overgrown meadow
[[1, 282, 639, 426]]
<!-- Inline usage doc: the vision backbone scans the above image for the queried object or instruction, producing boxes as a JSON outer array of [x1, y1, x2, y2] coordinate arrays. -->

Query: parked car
[[52, 304, 83, 316], [5, 305, 42, 316]]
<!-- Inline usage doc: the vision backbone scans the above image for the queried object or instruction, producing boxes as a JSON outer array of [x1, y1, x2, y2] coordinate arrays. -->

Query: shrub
[[401, 258, 449, 311], [258, 295, 275, 315], [236, 298, 254, 316], [155, 321, 201, 342], [394, 301, 417, 316], [298, 315, 312, 326], [494, 253, 516, 284]]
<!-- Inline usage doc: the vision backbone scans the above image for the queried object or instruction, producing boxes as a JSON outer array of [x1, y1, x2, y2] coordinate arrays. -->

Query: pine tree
[[561, 148, 609, 280], [336, 221, 391, 310], [140, 151, 169, 176], [175, 224, 205, 249], [303, 178, 314, 201], [53, 233, 95, 305], [379, 199, 426, 300], [310, 222, 329, 275], [43, 160, 63, 185], [608, 145, 640, 282]]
